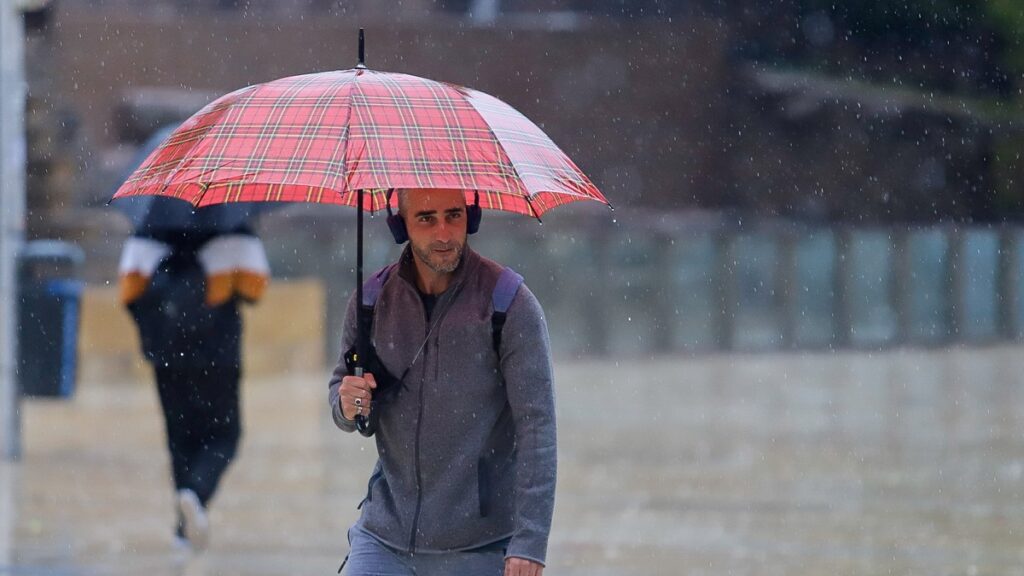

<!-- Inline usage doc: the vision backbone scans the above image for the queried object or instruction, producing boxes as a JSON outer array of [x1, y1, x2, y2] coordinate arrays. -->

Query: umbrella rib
[[154, 160, 233, 199], [522, 193, 543, 224], [191, 182, 211, 207]]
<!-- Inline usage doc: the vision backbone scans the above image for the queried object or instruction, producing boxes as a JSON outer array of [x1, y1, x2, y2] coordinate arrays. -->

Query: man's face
[[401, 188, 468, 274]]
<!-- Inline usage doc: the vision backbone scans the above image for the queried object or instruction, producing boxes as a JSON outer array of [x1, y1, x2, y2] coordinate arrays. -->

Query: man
[[328, 188, 556, 576]]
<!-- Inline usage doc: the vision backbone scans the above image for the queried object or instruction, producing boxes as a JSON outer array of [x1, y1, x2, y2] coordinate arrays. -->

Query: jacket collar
[[396, 243, 481, 296]]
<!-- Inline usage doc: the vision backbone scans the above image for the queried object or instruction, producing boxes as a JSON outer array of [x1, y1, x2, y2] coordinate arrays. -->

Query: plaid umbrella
[[112, 30, 610, 434], [112, 59, 608, 217]]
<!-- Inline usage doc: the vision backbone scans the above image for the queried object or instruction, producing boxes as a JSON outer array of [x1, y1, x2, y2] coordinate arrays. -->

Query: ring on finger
[[354, 397, 362, 407]]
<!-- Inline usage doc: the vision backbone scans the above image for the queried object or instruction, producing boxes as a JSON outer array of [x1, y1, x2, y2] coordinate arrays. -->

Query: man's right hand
[[340, 372, 377, 421]]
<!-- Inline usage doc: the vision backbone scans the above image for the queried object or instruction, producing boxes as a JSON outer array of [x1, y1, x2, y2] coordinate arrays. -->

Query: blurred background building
[[20, 0, 1024, 364], [9, 4, 1024, 572]]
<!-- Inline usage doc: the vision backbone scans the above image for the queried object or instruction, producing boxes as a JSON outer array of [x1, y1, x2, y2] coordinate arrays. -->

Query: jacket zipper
[[406, 276, 461, 554], [409, 338, 426, 553], [409, 293, 431, 553]]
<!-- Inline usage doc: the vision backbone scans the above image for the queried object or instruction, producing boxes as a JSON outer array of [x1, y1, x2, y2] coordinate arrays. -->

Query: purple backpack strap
[[491, 267, 524, 353], [362, 263, 398, 307]]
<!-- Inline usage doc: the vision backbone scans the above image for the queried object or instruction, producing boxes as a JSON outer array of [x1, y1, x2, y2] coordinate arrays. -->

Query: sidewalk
[[7, 346, 1024, 575]]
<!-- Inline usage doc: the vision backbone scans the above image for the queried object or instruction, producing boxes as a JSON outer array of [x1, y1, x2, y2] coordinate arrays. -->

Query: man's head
[[397, 188, 468, 275]]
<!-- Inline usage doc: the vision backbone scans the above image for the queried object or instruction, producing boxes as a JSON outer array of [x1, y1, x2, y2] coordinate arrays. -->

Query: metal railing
[[257, 208, 1024, 359], [472, 215, 1024, 356]]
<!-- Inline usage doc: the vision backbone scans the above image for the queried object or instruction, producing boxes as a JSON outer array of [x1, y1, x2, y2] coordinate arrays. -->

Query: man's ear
[[386, 189, 408, 244]]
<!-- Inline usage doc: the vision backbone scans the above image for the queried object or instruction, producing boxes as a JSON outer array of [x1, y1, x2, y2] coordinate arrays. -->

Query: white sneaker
[[176, 489, 210, 552], [172, 534, 191, 551]]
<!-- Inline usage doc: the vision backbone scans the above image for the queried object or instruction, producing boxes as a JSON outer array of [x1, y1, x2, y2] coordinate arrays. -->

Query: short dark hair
[[396, 189, 468, 216]]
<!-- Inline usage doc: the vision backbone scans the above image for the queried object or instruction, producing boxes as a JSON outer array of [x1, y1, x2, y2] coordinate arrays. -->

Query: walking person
[[329, 188, 556, 576], [120, 227, 269, 551]]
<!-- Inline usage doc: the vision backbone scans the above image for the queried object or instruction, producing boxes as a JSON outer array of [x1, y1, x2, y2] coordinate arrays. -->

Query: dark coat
[[128, 240, 241, 371]]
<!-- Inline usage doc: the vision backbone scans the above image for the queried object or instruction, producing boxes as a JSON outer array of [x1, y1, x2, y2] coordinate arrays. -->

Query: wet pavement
[[4, 345, 1024, 575]]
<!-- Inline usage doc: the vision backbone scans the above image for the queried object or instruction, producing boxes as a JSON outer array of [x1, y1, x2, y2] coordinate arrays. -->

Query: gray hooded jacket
[[328, 246, 557, 564]]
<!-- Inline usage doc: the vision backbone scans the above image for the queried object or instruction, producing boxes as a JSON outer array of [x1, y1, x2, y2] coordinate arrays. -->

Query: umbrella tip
[[356, 28, 367, 69], [607, 202, 616, 212]]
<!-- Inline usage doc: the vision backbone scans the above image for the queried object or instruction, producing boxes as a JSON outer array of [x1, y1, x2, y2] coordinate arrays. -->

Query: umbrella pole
[[355, 187, 365, 372], [358, 28, 365, 67], [354, 187, 373, 435], [353, 31, 373, 436], [354, 31, 366, 366], [355, 30, 366, 367]]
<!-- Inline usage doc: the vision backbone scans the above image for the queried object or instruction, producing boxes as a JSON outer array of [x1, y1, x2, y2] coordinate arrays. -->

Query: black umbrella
[[110, 125, 268, 237]]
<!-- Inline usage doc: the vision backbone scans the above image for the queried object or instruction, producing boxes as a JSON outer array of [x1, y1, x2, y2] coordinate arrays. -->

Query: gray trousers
[[343, 525, 507, 576]]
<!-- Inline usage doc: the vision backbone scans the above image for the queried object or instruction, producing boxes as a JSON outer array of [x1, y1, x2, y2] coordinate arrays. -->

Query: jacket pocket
[[358, 467, 384, 510], [478, 457, 490, 517]]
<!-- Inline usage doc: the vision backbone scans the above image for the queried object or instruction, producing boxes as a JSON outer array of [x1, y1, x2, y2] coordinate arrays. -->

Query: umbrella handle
[[353, 366, 374, 436]]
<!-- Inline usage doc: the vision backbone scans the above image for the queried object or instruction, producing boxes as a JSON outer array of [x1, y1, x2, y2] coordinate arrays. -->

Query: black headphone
[[386, 189, 482, 244]]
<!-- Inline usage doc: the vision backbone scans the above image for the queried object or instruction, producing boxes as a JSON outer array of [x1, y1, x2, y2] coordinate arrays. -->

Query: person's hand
[[339, 372, 377, 420], [505, 557, 543, 576]]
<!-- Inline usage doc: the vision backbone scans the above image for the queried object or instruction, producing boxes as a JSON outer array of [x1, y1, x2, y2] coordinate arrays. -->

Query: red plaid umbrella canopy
[[113, 32, 611, 434], [113, 66, 609, 218]]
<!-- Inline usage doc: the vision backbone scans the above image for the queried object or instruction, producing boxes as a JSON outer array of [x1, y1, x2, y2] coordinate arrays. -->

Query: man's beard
[[412, 240, 465, 274]]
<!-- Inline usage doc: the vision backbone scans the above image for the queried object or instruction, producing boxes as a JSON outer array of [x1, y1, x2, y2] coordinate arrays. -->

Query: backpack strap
[[362, 263, 398, 307], [360, 263, 520, 355], [358, 263, 398, 346], [491, 267, 524, 354]]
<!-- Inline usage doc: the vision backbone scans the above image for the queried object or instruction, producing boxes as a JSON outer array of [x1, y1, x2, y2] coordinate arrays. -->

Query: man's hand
[[505, 557, 543, 576], [339, 372, 377, 420]]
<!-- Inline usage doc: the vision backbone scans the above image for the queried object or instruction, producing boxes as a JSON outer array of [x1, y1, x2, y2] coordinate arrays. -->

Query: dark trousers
[[154, 365, 242, 507]]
